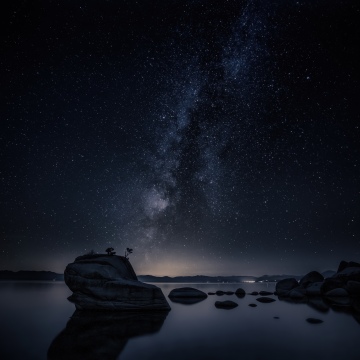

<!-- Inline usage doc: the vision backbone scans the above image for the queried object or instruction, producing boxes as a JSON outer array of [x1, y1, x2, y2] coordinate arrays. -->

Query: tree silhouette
[[106, 247, 116, 255], [125, 248, 133, 259]]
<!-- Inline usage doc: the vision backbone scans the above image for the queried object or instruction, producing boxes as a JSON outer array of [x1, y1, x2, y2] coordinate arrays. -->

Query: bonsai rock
[[64, 254, 170, 311]]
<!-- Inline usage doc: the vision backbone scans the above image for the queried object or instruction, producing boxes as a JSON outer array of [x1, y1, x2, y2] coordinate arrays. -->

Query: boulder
[[337, 260, 349, 273], [337, 260, 360, 273], [215, 301, 238, 309], [289, 287, 306, 299], [235, 288, 246, 298], [299, 271, 324, 288], [168, 287, 207, 304], [305, 282, 323, 296], [346, 281, 360, 296], [325, 288, 349, 297], [256, 297, 276, 303], [320, 278, 345, 294], [334, 267, 360, 282], [275, 278, 299, 296], [64, 255, 170, 311]]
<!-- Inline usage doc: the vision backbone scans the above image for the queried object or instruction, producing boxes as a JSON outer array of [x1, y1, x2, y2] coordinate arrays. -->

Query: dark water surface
[[0, 282, 359, 360]]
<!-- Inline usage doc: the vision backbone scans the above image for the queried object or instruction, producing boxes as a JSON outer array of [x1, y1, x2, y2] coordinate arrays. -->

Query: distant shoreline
[[1, 270, 336, 283]]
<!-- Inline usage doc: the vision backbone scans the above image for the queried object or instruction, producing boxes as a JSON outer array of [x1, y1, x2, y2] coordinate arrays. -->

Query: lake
[[0, 281, 359, 360]]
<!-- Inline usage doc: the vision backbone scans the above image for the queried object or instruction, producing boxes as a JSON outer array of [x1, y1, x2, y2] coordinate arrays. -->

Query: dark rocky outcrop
[[276, 260, 360, 321], [215, 300, 238, 309], [64, 255, 170, 311]]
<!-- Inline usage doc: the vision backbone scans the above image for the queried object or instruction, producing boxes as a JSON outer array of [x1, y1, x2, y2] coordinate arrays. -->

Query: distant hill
[[0, 270, 64, 281], [0, 270, 336, 283], [138, 275, 257, 283]]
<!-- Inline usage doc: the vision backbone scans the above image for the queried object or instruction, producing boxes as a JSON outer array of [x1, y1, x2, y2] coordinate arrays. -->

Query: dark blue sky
[[1, 0, 359, 276]]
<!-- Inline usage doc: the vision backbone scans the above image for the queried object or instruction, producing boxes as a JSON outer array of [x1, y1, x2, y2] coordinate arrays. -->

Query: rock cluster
[[64, 254, 171, 311], [276, 260, 360, 300]]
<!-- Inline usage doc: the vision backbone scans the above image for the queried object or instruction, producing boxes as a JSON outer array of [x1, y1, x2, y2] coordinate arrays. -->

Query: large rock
[[306, 282, 323, 296], [289, 287, 306, 299], [320, 278, 345, 295], [235, 288, 246, 298], [64, 254, 170, 311], [337, 260, 360, 273], [299, 271, 324, 288], [276, 278, 299, 296], [168, 287, 207, 304]]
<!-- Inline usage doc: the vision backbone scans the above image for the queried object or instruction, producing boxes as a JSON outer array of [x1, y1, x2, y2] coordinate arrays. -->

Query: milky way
[[1, 0, 359, 275]]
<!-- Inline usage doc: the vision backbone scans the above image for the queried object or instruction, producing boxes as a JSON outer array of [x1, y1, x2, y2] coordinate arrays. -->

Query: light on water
[[0, 282, 359, 360]]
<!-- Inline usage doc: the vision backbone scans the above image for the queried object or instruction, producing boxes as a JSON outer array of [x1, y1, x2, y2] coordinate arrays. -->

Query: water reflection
[[47, 310, 168, 360], [169, 297, 206, 305], [278, 295, 360, 323]]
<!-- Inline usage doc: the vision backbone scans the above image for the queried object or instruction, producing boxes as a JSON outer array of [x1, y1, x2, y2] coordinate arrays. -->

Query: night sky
[[1, 0, 359, 276]]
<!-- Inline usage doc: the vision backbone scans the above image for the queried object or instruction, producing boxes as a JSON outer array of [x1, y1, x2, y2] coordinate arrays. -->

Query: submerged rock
[[248, 303, 257, 307], [256, 297, 276, 303], [215, 300, 238, 309], [65, 254, 170, 311], [306, 318, 323, 324]]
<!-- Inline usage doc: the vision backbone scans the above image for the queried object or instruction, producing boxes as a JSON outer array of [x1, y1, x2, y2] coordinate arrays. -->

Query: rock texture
[[64, 254, 170, 311]]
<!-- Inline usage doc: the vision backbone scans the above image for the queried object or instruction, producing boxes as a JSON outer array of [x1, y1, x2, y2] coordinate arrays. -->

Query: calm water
[[0, 281, 359, 360]]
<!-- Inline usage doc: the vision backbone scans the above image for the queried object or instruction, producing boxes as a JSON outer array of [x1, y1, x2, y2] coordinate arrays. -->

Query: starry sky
[[1, 0, 359, 276]]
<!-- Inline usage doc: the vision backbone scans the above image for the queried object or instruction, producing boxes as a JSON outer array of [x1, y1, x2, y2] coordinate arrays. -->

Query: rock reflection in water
[[47, 310, 168, 360]]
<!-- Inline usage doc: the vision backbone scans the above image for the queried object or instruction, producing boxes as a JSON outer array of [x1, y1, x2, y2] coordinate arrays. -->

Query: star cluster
[[1, 0, 359, 275]]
